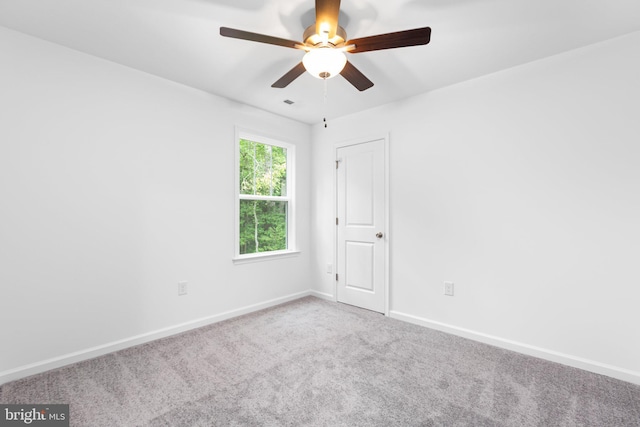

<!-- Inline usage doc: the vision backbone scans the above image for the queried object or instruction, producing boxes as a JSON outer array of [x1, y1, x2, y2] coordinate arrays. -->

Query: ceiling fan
[[220, 0, 431, 92]]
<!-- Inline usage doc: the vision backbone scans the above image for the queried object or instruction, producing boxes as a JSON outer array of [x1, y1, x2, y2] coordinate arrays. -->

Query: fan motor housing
[[303, 24, 347, 47]]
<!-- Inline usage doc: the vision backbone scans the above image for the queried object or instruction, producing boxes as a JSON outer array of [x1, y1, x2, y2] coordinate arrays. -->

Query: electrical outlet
[[444, 281, 454, 296], [178, 281, 188, 296]]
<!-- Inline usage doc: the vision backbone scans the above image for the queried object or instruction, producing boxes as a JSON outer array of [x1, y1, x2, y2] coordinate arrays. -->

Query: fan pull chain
[[323, 76, 328, 103], [323, 77, 328, 128]]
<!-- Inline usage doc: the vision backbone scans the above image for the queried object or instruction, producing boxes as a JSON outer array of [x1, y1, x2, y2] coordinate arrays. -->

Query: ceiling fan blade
[[272, 62, 307, 88], [347, 27, 431, 53], [340, 60, 374, 92], [315, 0, 341, 39], [220, 27, 302, 49]]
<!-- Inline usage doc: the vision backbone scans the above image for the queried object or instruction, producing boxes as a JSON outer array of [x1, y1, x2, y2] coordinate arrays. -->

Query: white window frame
[[233, 128, 298, 263]]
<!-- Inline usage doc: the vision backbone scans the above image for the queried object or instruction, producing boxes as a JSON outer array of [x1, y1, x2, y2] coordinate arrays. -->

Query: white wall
[[0, 26, 311, 381], [311, 32, 640, 383]]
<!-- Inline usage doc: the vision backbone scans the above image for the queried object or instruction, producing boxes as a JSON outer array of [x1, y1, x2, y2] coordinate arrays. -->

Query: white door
[[336, 138, 386, 314]]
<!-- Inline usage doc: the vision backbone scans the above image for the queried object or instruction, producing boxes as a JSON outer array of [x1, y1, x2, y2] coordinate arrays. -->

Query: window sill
[[233, 250, 301, 265]]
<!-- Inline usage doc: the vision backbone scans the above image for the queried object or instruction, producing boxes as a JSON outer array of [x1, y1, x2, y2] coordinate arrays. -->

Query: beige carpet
[[1, 297, 639, 426]]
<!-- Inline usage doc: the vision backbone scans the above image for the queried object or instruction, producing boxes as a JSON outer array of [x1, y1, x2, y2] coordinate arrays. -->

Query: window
[[235, 130, 296, 261]]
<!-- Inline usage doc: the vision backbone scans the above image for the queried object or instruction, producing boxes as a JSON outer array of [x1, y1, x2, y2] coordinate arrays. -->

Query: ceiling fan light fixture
[[302, 47, 347, 80]]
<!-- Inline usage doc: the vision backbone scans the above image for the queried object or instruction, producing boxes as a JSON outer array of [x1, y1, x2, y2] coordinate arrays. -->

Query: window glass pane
[[239, 139, 287, 197], [239, 200, 288, 254]]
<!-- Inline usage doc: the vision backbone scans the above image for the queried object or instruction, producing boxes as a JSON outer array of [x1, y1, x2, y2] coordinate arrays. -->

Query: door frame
[[333, 133, 390, 316]]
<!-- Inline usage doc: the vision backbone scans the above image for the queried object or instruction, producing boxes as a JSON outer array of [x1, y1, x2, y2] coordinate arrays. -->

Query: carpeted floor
[[1, 296, 639, 426]]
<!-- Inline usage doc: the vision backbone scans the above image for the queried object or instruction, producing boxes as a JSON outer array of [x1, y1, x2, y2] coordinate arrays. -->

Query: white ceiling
[[1, 0, 639, 124]]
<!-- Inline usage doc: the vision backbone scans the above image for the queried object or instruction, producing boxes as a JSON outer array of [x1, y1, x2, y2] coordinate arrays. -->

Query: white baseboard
[[390, 310, 640, 386], [0, 291, 312, 386], [309, 290, 334, 301]]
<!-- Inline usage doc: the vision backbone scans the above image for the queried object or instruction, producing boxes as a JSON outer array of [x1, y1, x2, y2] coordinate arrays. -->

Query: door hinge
[[335, 273, 339, 281], [336, 160, 339, 169], [336, 217, 339, 225]]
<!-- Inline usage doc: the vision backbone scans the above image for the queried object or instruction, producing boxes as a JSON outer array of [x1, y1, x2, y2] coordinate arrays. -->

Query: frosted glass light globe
[[303, 47, 347, 79]]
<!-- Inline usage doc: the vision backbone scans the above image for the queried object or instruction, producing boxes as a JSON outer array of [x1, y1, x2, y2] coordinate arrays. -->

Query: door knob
[[376, 232, 384, 239]]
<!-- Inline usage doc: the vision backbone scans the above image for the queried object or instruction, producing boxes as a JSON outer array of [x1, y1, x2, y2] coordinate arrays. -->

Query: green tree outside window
[[238, 139, 288, 254]]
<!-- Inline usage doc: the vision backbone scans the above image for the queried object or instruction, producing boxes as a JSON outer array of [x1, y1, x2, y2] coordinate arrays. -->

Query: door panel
[[346, 151, 374, 226], [345, 241, 374, 292], [336, 138, 386, 313]]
